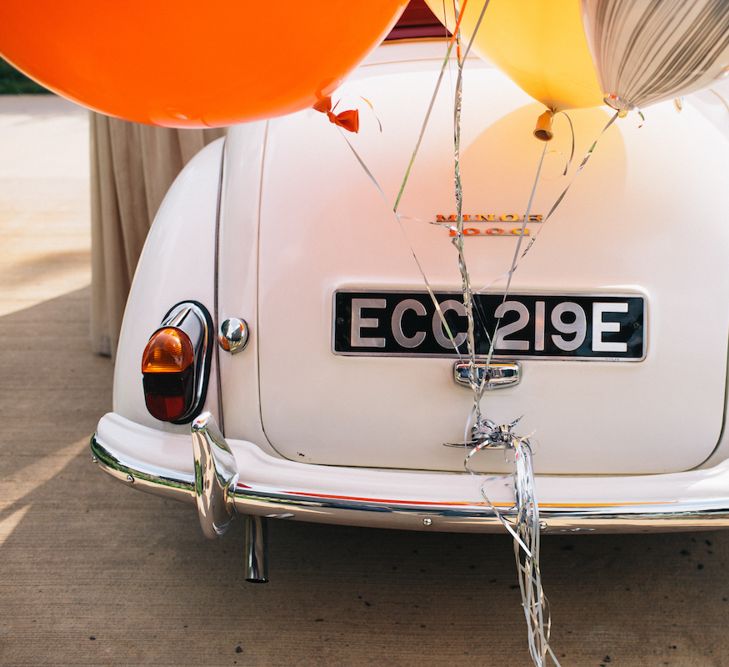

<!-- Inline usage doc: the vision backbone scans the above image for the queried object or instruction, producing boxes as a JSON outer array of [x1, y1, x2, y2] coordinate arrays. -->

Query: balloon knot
[[533, 109, 554, 142], [314, 96, 359, 133]]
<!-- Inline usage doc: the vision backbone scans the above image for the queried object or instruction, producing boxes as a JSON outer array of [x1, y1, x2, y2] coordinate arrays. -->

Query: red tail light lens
[[142, 327, 195, 422]]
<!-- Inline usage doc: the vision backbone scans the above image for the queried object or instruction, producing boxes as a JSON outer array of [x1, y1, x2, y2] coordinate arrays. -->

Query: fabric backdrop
[[89, 113, 224, 357], [87, 1, 438, 359]]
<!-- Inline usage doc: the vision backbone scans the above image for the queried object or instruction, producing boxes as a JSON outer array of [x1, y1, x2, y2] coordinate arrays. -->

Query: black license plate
[[333, 291, 645, 360]]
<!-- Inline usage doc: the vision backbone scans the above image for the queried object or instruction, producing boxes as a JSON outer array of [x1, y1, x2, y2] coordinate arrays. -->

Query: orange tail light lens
[[142, 327, 196, 422]]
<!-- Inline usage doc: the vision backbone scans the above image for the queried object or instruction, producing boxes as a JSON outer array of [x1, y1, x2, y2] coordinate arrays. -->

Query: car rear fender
[[113, 137, 225, 433]]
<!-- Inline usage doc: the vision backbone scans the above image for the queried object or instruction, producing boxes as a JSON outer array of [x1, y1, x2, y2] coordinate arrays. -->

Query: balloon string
[[456, 0, 490, 65], [464, 114, 621, 664], [517, 111, 619, 263], [337, 129, 464, 359], [393, 0, 475, 214], [558, 111, 575, 176], [450, 4, 479, 413], [510, 439, 560, 666], [458, 140, 557, 667], [470, 110, 618, 407], [461, 97, 618, 667], [336, 0, 494, 359], [463, 421, 560, 666], [710, 87, 729, 114], [474, 110, 618, 297], [337, 4, 568, 661], [445, 0, 493, 422], [478, 142, 547, 384], [359, 96, 383, 133], [446, 8, 558, 663]]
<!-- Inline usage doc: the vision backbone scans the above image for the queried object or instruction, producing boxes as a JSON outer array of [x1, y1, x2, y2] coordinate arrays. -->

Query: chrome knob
[[218, 318, 249, 354]]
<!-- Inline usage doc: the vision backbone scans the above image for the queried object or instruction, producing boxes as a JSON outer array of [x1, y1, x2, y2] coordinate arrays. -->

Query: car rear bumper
[[92, 412, 729, 534]]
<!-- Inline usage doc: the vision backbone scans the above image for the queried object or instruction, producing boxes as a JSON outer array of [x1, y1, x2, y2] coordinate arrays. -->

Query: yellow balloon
[[425, 0, 603, 137]]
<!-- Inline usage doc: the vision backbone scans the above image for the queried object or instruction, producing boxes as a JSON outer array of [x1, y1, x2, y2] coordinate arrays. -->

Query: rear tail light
[[142, 327, 195, 421], [141, 302, 213, 424]]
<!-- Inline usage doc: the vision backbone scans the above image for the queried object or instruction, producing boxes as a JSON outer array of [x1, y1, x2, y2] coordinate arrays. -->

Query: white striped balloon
[[582, 0, 729, 113]]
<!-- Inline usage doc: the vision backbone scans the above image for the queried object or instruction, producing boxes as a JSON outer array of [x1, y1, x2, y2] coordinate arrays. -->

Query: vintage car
[[91, 27, 729, 582]]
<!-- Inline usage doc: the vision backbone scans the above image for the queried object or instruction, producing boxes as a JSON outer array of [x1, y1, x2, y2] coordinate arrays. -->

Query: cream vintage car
[[91, 32, 729, 582]]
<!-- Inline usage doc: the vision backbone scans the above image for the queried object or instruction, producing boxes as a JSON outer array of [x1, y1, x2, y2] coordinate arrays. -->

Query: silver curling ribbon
[[465, 418, 560, 667], [447, 7, 559, 665]]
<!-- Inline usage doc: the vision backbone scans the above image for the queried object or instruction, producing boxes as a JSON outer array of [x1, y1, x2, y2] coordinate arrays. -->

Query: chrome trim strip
[[213, 137, 227, 435], [90, 435, 729, 534]]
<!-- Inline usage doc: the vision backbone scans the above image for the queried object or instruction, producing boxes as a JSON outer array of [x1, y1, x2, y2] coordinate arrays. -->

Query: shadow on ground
[[1, 288, 728, 666]]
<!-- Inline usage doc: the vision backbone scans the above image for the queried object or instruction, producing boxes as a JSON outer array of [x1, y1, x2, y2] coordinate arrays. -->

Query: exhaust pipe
[[243, 515, 269, 583]]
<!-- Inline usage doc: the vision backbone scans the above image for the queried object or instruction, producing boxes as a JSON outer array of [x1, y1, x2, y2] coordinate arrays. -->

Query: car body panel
[[113, 137, 224, 433], [216, 122, 278, 455], [239, 46, 729, 475], [102, 41, 729, 535]]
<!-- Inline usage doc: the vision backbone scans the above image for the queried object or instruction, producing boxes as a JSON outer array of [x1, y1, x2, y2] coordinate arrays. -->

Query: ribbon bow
[[313, 96, 359, 133], [468, 416, 524, 451]]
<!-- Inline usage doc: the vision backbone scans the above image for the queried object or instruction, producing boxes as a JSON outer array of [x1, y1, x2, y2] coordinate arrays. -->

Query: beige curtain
[[89, 113, 224, 358]]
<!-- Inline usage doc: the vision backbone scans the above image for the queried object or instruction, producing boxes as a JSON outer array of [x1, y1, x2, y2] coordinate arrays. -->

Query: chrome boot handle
[[453, 361, 521, 390]]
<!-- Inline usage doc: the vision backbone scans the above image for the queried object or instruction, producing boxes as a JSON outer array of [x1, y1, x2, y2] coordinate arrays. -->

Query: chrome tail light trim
[[156, 301, 214, 424]]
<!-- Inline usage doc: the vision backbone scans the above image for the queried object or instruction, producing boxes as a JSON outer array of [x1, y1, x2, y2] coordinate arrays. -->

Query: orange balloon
[[0, 1, 407, 128]]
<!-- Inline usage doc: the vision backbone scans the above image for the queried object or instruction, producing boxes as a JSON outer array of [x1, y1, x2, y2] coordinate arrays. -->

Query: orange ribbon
[[313, 96, 359, 133]]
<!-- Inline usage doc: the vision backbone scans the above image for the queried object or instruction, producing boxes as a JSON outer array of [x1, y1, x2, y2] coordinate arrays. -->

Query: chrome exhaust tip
[[244, 515, 269, 584]]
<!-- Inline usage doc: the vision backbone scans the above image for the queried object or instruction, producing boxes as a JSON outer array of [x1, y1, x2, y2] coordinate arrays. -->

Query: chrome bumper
[[90, 412, 729, 534]]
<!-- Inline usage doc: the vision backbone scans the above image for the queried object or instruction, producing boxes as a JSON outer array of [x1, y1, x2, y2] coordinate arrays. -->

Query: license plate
[[333, 291, 646, 361]]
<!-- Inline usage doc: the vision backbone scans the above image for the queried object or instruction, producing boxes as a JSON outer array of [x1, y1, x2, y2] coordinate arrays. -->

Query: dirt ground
[[1, 96, 728, 667]]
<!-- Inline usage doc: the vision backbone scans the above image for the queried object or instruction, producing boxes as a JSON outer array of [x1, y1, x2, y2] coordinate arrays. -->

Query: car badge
[[434, 213, 543, 238]]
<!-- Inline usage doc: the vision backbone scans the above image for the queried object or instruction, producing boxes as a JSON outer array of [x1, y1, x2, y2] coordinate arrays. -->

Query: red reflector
[[142, 327, 195, 422], [143, 393, 187, 422]]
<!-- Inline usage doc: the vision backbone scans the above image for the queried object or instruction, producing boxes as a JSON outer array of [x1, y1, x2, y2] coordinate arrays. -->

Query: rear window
[[386, 0, 447, 41]]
